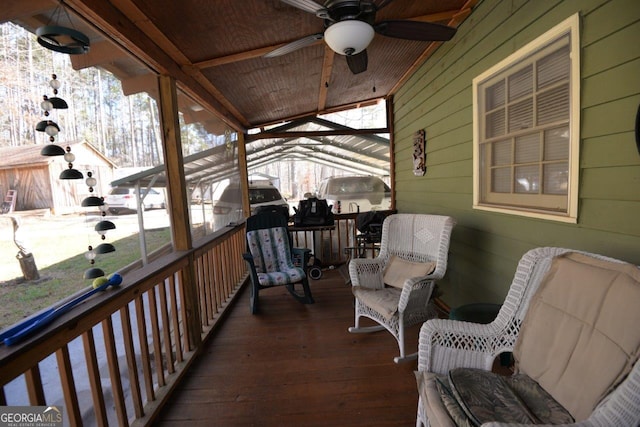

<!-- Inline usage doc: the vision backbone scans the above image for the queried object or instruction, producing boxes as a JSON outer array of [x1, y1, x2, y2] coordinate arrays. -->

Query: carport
[[109, 114, 391, 262]]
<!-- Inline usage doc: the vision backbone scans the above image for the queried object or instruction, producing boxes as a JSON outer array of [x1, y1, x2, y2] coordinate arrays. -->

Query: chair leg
[[393, 322, 417, 363], [348, 301, 386, 333], [250, 281, 259, 314], [285, 278, 314, 304]]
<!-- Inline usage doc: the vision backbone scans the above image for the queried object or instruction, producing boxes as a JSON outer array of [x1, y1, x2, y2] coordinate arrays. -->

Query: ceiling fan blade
[[280, 0, 325, 14], [374, 20, 457, 41], [264, 33, 324, 58], [346, 50, 368, 74]]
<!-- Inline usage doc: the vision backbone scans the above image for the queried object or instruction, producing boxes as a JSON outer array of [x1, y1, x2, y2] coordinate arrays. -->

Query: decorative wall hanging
[[413, 129, 426, 176]]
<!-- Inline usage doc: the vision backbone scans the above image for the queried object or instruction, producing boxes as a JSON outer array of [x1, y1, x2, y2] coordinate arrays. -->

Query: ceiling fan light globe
[[324, 20, 374, 56]]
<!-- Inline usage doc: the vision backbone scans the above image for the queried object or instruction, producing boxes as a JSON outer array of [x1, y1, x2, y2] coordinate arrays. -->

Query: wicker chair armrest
[[348, 257, 385, 289], [418, 318, 514, 374], [398, 277, 434, 312]]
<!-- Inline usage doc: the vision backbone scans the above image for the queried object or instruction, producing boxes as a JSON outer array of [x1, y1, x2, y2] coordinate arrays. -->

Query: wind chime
[[82, 172, 116, 279], [35, 1, 119, 283], [38, 73, 83, 179], [0, 1, 127, 347]]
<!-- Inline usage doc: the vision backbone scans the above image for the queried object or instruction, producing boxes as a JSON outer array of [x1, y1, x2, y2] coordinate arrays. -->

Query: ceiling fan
[[265, 0, 457, 74]]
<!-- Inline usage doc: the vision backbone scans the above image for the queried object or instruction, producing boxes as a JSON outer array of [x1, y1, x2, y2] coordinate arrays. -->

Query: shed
[[0, 141, 116, 214]]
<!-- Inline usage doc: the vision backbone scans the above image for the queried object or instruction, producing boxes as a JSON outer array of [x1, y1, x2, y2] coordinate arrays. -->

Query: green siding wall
[[393, 0, 640, 307]]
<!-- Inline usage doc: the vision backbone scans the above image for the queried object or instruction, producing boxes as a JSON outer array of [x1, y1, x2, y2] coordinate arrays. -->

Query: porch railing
[[0, 211, 390, 426], [290, 211, 391, 266]]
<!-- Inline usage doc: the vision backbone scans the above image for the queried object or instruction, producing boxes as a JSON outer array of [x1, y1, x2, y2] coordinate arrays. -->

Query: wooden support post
[[157, 74, 202, 349], [237, 132, 250, 218], [387, 96, 396, 211]]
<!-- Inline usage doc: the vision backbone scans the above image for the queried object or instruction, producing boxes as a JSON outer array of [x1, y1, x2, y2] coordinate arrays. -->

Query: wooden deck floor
[[156, 268, 422, 426]]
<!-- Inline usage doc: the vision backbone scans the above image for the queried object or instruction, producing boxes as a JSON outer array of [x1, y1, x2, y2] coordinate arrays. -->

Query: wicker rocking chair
[[416, 247, 640, 427], [348, 213, 455, 363]]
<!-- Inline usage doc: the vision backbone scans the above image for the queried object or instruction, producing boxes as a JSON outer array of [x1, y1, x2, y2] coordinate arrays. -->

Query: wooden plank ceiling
[[5, 0, 475, 133]]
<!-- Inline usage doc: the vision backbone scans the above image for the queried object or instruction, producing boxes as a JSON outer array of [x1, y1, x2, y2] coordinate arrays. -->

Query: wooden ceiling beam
[[388, 1, 479, 97], [246, 128, 389, 142], [317, 46, 335, 112], [191, 10, 456, 71], [0, 0, 54, 22], [195, 43, 285, 69], [193, 38, 325, 70], [253, 97, 383, 129], [66, 0, 249, 131], [108, 0, 249, 130]]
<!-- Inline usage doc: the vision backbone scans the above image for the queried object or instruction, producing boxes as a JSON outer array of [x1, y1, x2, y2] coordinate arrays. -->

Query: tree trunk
[[17, 252, 40, 281]]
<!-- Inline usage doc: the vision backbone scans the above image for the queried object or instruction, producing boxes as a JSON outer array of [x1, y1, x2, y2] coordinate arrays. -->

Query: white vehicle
[[212, 181, 289, 229], [104, 187, 166, 214], [316, 176, 391, 213]]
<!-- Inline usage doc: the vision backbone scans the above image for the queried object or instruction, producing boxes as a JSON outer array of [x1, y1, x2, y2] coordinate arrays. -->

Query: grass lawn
[[0, 223, 171, 329]]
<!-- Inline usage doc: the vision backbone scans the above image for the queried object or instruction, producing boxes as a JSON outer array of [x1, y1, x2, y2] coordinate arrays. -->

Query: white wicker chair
[[416, 247, 640, 427], [348, 213, 455, 363]]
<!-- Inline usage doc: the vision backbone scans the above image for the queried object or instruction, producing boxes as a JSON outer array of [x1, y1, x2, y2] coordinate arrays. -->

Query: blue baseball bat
[[1, 273, 122, 346]]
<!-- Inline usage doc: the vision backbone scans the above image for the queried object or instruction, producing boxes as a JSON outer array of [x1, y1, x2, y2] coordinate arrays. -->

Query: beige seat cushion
[[352, 286, 402, 320], [514, 252, 640, 421], [383, 255, 436, 289]]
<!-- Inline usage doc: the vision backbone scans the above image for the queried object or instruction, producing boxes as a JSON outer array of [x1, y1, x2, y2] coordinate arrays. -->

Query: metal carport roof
[[110, 116, 390, 191]]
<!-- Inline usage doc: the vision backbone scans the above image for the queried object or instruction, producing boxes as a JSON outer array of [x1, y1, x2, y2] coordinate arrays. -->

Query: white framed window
[[473, 14, 580, 222]]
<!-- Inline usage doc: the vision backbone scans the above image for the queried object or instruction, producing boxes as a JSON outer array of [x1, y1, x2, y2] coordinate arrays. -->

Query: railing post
[[238, 132, 250, 218], [157, 74, 202, 349]]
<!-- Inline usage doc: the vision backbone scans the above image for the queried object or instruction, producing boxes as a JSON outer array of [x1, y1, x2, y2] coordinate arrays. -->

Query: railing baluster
[[158, 280, 175, 375], [199, 256, 210, 325], [146, 287, 165, 387], [168, 274, 183, 363], [119, 305, 144, 419], [204, 251, 214, 320], [207, 249, 218, 316], [134, 294, 155, 403], [24, 366, 45, 406], [194, 256, 204, 325], [101, 317, 128, 426], [55, 345, 82, 426], [213, 245, 223, 311], [220, 240, 229, 298], [233, 233, 240, 290], [177, 269, 191, 352], [82, 329, 108, 426]]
